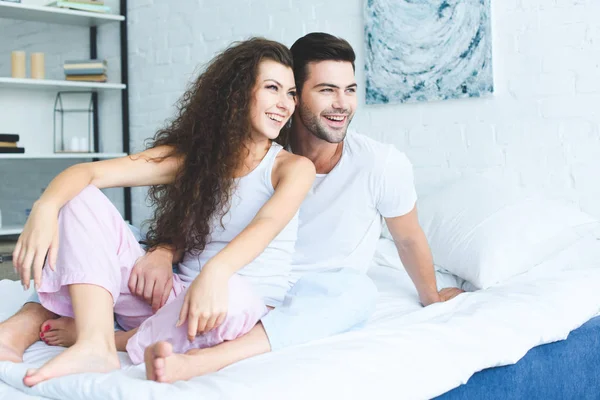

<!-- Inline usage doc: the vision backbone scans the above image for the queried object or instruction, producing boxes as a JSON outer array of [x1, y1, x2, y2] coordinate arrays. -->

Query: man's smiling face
[[295, 60, 357, 143]]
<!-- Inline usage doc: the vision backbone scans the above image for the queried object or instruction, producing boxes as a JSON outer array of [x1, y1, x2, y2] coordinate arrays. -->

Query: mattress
[[436, 314, 600, 399], [0, 237, 599, 400]]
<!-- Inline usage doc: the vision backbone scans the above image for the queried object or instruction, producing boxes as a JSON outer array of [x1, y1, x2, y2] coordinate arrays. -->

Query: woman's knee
[[61, 185, 107, 214]]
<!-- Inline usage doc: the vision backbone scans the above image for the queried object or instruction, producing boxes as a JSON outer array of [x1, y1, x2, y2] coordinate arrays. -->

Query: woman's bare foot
[[145, 341, 216, 383], [40, 317, 76, 347], [23, 339, 120, 387]]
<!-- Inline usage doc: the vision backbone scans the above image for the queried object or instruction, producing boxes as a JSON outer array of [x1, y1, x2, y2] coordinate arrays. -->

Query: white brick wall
[[2, 0, 599, 228], [127, 0, 600, 223]]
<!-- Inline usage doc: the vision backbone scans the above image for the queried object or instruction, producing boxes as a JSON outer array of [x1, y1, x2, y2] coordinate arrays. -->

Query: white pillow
[[411, 177, 597, 289]]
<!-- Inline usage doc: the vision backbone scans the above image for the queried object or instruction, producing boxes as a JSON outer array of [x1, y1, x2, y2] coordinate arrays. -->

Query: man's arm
[[128, 244, 184, 312], [385, 205, 449, 306]]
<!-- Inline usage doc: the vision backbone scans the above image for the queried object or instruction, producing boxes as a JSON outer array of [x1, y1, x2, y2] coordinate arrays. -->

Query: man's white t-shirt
[[290, 131, 417, 280]]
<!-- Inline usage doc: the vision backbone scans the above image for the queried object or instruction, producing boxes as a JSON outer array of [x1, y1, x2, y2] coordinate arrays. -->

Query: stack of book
[[0, 134, 24, 154], [64, 59, 107, 82], [46, 0, 111, 14]]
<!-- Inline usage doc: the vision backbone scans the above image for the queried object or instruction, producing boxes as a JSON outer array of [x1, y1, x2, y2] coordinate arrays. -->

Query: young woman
[[12, 37, 315, 386]]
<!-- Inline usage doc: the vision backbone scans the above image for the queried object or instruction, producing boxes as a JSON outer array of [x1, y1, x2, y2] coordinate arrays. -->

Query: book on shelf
[[0, 142, 17, 148], [0, 147, 25, 154], [64, 67, 107, 76], [0, 134, 19, 142], [65, 74, 107, 82], [49, 0, 105, 5], [46, 1, 111, 13], [64, 59, 107, 69]]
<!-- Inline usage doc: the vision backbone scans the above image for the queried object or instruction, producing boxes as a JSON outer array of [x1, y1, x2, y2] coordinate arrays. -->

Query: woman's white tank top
[[178, 142, 296, 307]]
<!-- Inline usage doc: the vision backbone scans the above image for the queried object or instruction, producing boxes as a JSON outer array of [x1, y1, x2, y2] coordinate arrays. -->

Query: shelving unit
[[0, 1, 124, 26], [0, 225, 23, 236], [0, 152, 127, 159], [0, 77, 126, 91], [0, 0, 131, 236]]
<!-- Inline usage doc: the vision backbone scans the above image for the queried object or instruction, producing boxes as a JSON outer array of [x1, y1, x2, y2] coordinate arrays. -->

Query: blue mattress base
[[436, 315, 600, 400]]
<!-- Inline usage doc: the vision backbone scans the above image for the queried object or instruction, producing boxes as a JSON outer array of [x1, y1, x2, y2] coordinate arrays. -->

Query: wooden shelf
[[0, 77, 125, 92], [0, 2, 124, 26], [0, 225, 23, 236], [0, 152, 127, 159]]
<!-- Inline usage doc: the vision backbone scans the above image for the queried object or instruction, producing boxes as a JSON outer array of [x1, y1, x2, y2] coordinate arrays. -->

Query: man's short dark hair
[[290, 32, 356, 93]]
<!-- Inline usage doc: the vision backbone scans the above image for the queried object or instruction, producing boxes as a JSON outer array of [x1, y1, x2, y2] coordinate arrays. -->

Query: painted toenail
[[43, 325, 50, 332], [40, 333, 44, 338]]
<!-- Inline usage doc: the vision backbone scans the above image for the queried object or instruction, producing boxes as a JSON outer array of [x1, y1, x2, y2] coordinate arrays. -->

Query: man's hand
[[421, 287, 464, 306], [128, 247, 174, 312], [438, 287, 464, 302]]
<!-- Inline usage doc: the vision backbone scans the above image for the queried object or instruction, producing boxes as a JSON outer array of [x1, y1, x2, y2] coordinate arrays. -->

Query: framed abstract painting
[[365, 0, 494, 105]]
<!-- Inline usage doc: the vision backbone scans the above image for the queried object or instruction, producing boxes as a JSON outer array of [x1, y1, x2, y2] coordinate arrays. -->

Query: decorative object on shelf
[[365, 0, 494, 104], [53, 91, 94, 154], [0, 133, 25, 153], [64, 59, 107, 82], [30, 52, 45, 79], [46, 0, 110, 14], [20, 0, 49, 5], [11, 51, 26, 78]]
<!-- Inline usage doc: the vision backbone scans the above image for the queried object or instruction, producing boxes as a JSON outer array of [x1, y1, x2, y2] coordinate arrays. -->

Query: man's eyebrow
[[313, 83, 358, 89], [314, 83, 339, 89]]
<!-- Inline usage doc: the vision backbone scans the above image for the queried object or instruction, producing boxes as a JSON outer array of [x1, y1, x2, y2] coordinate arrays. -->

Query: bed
[[437, 314, 600, 399], [0, 232, 599, 400]]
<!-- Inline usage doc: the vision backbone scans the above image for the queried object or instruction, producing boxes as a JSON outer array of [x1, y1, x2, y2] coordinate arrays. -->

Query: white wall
[[3, 0, 599, 227], [127, 0, 600, 225]]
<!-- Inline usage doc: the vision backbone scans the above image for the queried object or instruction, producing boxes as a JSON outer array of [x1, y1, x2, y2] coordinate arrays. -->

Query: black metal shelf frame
[[89, 0, 131, 221]]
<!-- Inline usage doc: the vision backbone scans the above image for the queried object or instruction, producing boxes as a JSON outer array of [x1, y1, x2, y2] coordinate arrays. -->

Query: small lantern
[[53, 91, 94, 154]]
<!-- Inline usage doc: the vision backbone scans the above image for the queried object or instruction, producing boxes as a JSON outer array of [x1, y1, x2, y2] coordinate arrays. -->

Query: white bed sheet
[[1, 235, 600, 400]]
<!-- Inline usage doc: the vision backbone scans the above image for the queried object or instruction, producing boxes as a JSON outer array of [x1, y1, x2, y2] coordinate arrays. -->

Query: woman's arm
[[178, 152, 316, 338], [37, 145, 180, 212], [14, 145, 182, 290], [206, 153, 315, 276]]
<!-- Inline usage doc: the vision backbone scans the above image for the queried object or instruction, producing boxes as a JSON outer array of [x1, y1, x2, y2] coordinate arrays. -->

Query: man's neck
[[290, 125, 344, 175]]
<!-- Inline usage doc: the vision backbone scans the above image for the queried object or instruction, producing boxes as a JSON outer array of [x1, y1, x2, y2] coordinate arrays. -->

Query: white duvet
[[1, 235, 600, 400]]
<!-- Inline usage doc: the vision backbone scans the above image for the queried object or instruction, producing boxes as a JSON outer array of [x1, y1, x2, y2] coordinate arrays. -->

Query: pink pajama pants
[[37, 185, 268, 364]]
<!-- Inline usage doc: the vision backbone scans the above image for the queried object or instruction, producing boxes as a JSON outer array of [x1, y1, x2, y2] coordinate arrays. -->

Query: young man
[[0, 33, 462, 381], [140, 32, 463, 382]]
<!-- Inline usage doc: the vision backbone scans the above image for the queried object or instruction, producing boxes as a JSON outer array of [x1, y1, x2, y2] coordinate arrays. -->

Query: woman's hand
[[177, 264, 230, 341], [12, 201, 60, 290]]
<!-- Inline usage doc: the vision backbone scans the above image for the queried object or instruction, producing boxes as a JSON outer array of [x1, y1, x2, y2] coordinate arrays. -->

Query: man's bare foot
[[0, 342, 22, 363], [40, 317, 76, 347], [0, 302, 57, 362], [23, 339, 120, 387], [145, 341, 215, 383], [115, 329, 137, 352]]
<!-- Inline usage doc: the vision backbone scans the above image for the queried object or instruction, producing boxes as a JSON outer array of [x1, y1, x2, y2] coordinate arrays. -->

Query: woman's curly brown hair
[[143, 38, 293, 254]]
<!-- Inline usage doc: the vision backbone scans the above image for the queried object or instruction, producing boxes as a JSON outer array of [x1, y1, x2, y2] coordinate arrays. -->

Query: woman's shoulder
[[272, 149, 316, 187]]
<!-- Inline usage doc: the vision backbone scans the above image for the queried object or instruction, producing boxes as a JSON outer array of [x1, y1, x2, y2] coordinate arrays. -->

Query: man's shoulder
[[345, 131, 400, 168], [346, 131, 391, 152]]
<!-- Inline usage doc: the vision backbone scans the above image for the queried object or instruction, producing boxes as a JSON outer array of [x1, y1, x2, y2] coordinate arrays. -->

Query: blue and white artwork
[[365, 0, 493, 105]]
